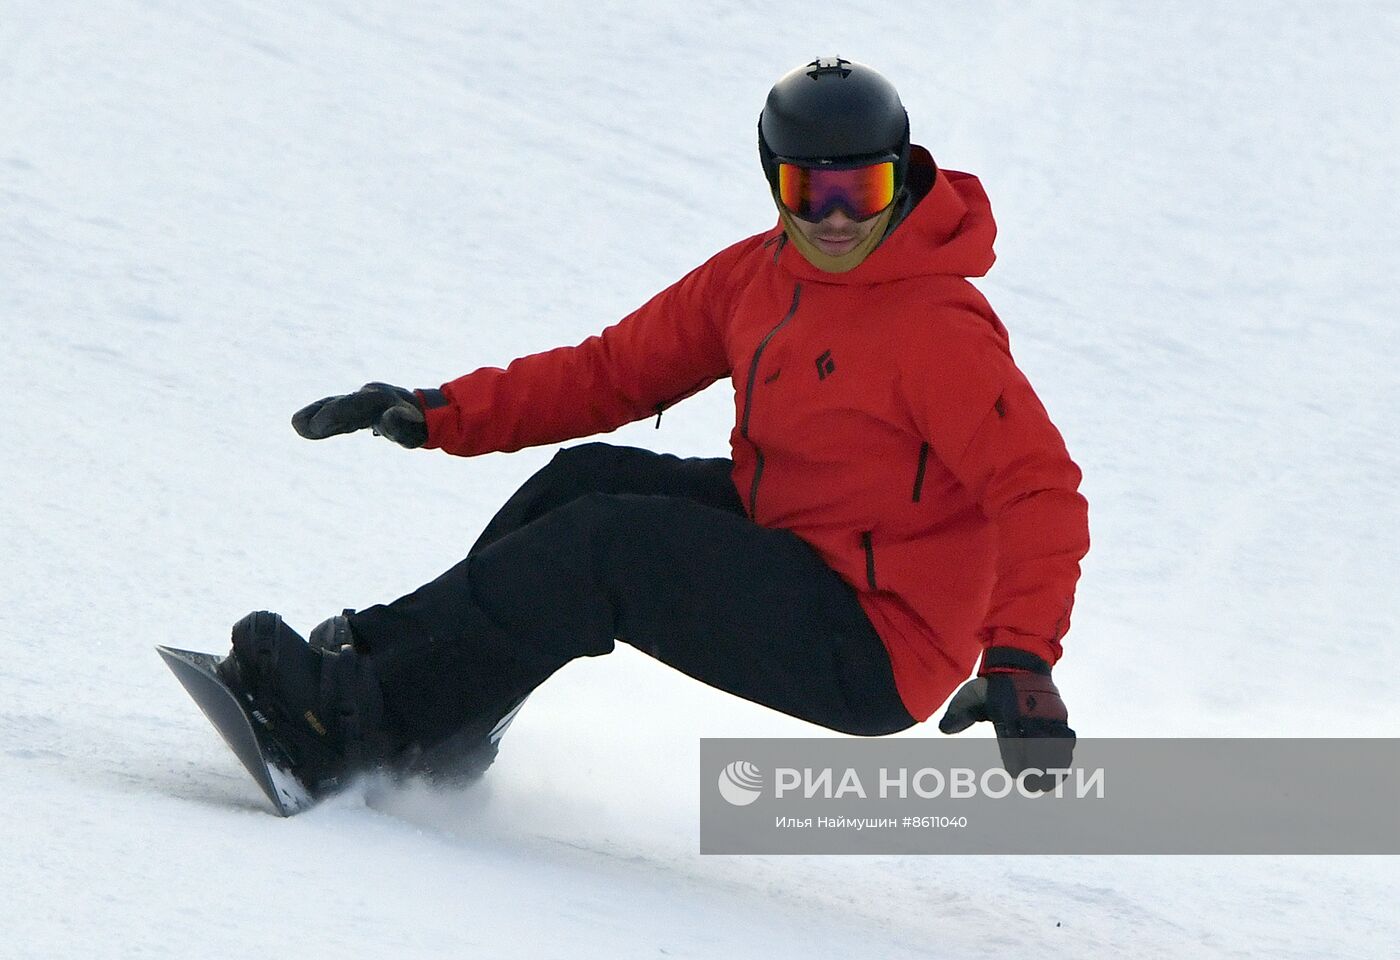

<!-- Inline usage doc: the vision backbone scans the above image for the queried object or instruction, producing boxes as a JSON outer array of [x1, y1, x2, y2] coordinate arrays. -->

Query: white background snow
[[3, 1, 1398, 957]]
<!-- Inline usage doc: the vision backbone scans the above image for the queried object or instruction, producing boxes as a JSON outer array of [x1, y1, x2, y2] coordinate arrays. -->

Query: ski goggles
[[776, 160, 896, 223]]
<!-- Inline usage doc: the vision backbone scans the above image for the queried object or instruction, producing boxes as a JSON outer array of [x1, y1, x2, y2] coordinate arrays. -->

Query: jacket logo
[[816, 350, 836, 381]]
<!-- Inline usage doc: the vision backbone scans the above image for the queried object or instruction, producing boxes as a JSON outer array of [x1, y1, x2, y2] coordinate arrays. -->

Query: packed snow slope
[[3, 1, 1397, 957]]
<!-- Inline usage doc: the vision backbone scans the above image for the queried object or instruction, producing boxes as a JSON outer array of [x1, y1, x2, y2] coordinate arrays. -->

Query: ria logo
[[717, 760, 764, 806]]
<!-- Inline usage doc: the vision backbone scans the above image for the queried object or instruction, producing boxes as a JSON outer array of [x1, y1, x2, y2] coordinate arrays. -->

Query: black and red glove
[[292, 382, 428, 449], [938, 647, 1075, 790]]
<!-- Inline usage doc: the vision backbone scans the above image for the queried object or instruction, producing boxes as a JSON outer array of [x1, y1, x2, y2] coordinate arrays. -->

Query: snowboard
[[156, 645, 315, 816]]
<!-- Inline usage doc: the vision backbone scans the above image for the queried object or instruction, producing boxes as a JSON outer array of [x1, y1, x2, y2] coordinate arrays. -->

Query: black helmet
[[758, 57, 911, 192]]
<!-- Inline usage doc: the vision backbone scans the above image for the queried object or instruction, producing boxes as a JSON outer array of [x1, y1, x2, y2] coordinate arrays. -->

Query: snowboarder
[[225, 57, 1089, 798]]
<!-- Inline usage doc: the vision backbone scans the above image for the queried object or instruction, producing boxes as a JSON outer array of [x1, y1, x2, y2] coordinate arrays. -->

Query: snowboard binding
[[225, 610, 389, 790]]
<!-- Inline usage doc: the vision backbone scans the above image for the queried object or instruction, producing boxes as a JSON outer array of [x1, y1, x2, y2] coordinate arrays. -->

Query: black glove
[[938, 647, 1075, 791], [291, 382, 428, 449]]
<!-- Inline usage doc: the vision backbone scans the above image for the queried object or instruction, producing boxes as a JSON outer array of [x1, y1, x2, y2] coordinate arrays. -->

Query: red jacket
[[421, 152, 1089, 721]]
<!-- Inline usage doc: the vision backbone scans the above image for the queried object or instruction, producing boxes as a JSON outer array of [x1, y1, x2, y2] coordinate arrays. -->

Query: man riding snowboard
[[223, 57, 1088, 796]]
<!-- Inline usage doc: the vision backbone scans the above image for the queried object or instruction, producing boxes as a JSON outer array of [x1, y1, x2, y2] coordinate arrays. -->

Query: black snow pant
[[347, 443, 915, 759]]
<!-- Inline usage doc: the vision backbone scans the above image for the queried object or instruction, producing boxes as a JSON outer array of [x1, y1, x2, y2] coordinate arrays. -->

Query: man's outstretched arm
[[292, 237, 761, 456]]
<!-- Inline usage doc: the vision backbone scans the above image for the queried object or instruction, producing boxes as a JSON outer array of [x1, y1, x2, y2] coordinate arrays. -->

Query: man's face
[[786, 207, 883, 258]]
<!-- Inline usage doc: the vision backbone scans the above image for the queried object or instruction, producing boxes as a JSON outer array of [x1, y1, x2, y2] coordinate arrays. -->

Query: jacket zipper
[[740, 283, 802, 517], [653, 377, 713, 428], [911, 442, 930, 503], [861, 531, 877, 589]]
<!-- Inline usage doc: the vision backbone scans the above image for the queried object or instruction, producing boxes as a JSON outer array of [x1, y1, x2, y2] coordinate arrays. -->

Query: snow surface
[[3, 1, 1398, 957]]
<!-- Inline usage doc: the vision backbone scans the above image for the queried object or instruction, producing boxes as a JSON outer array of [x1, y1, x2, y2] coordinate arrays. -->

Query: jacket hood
[[773, 146, 997, 284]]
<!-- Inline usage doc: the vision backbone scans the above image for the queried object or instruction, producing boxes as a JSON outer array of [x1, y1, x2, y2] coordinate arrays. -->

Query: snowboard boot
[[305, 609, 529, 786], [221, 610, 393, 794]]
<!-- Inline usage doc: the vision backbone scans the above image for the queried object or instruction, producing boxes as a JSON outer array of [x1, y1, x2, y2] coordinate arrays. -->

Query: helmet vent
[[805, 57, 852, 80]]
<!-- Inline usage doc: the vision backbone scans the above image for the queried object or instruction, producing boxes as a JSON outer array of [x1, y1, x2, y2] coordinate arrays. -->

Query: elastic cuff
[[416, 387, 448, 409], [980, 647, 1051, 676], [413, 388, 451, 451]]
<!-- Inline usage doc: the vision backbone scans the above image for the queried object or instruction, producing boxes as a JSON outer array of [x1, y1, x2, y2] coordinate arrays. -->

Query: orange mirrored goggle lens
[[777, 161, 895, 222]]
